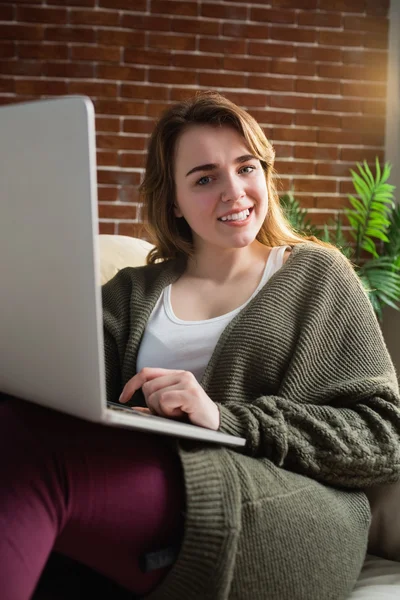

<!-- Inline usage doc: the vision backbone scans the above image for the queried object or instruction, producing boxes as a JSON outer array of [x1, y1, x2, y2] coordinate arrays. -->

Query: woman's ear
[[173, 203, 183, 218]]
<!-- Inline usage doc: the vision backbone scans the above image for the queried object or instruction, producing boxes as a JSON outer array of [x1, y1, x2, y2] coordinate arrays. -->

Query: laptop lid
[[0, 96, 106, 421]]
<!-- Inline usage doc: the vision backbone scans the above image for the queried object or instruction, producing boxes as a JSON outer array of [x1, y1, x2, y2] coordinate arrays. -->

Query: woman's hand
[[119, 367, 220, 430]]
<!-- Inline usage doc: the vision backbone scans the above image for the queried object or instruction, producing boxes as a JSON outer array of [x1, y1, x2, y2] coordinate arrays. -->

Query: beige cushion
[[98, 234, 154, 285]]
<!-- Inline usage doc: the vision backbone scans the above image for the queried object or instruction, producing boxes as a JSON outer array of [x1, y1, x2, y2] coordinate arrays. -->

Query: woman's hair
[[139, 90, 335, 264]]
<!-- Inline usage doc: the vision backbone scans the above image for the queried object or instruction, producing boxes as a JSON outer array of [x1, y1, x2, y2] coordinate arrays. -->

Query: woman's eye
[[196, 176, 212, 186], [240, 165, 256, 174]]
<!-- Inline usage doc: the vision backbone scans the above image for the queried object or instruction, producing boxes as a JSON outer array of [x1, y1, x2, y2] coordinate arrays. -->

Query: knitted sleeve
[[218, 250, 400, 489], [101, 268, 133, 404]]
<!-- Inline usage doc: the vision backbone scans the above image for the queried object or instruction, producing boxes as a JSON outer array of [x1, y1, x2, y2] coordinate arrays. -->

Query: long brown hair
[[139, 91, 334, 264]]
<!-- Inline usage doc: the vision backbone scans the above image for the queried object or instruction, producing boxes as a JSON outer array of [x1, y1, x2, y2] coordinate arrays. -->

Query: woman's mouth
[[218, 207, 253, 226]]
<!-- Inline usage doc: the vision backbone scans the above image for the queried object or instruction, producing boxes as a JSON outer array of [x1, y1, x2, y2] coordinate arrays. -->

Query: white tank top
[[136, 245, 290, 381]]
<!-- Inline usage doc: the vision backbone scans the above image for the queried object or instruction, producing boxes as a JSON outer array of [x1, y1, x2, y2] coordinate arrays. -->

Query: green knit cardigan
[[102, 242, 400, 600]]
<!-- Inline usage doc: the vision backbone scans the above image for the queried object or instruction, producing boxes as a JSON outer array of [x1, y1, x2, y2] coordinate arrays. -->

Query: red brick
[[271, 0, 317, 7], [316, 162, 353, 177], [99, 0, 146, 9], [315, 196, 351, 209], [363, 99, 386, 116], [223, 22, 268, 40], [292, 178, 337, 194], [98, 170, 141, 186], [15, 79, 68, 95], [118, 223, 149, 239], [97, 29, 145, 47], [152, 0, 198, 16], [175, 52, 221, 70], [125, 48, 171, 67], [340, 180, 357, 194], [120, 14, 172, 32], [150, 68, 197, 85], [297, 11, 342, 28], [119, 152, 146, 169], [0, 78, 15, 94], [250, 7, 296, 23], [220, 91, 269, 108], [271, 94, 314, 110], [272, 143, 293, 158], [294, 145, 339, 161], [199, 72, 245, 88], [341, 81, 386, 98], [96, 65, 145, 81], [318, 63, 385, 82], [343, 15, 388, 34], [340, 147, 384, 163], [0, 59, 42, 76], [316, 97, 363, 113], [318, 130, 363, 145], [0, 24, 44, 41], [94, 99, 146, 117], [123, 118, 154, 134], [98, 186, 119, 202], [270, 59, 315, 76], [70, 9, 120, 26], [16, 6, 67, 23], [71, 45, 120, 62], [342, 49, 387, 66], [97, 133, 146, 151], [248, 41, 294, 58], [365, 0, 389, 16], [270, 26, 316, 44], [248, 75, 294, 92], [49, 0, 94, 5], [199, 37, 246, 55], [96, 117, 120, 133], [69, 81, 118, 98], [341, 115, 385, 135], [273, 127, 318, 143], [296, 79, 340, 95], [99, 203, 137, 220], [274, 160, 315, 175], [318, 0, 365, 12], [201, 3, 246, 19], [0, 4, 14, 19], [119, 186, 141, 203], [120, 84, 168, 101], [319, 30, 364, 47], [99, 221, 116, 235], [363, 32, 388, 50], [0, 42, 15, 59], [43, 62, 94, 78], [295, 113, 341, 129], [296, 46, 342, 63], [45, 27, 95, 43], [18, 42, 68, 60], [148, 33, 196, 52], [147, 101, 170, 117], [251, 110, 293, 126], [307, 211, 341, 227]]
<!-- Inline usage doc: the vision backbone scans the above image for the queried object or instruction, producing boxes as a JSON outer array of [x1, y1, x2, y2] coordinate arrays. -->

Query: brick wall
[[0, 0, 389, 237]]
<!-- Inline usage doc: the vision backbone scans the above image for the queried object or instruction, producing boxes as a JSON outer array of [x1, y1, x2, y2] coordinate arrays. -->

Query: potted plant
[[280, 158, 400, 321]]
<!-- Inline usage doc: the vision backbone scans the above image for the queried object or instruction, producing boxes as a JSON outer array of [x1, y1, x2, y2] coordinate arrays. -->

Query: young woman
[[2, 91, 400, 600]]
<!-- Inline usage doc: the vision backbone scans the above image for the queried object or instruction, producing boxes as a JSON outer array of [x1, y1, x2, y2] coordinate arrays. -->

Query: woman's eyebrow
[[185, 154, 257, 177]]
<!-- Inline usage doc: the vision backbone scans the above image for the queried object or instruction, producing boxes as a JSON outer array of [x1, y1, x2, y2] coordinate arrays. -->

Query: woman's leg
[[0, 395, 185, 600]]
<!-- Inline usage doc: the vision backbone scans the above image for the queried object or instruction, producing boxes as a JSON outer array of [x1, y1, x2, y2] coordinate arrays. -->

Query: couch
[[34, 234, 400, 599]]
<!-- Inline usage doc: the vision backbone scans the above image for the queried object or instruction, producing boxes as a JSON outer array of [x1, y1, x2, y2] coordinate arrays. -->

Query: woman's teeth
[[219, 208, 250, 222]]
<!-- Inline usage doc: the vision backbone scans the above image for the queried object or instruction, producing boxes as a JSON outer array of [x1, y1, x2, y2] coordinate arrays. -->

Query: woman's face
[[173, 124, 269, 254]]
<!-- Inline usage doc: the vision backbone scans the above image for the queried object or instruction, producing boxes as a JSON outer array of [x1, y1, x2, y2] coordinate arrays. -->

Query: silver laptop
[[0, 96, 245, 448]]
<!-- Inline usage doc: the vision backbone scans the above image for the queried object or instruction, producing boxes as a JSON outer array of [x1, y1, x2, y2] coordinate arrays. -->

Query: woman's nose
[[221, 175, 245, 203]]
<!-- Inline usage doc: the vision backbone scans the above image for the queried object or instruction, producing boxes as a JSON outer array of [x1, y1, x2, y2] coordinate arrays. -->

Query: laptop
[[0, 96, 245, 448]]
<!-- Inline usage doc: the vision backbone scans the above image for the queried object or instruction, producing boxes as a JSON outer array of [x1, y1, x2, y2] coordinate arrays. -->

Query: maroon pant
[[0, 395, 185, 600]]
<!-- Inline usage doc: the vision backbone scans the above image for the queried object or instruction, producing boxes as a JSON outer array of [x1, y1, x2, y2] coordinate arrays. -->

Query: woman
[[2, 91, 400, 600]]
